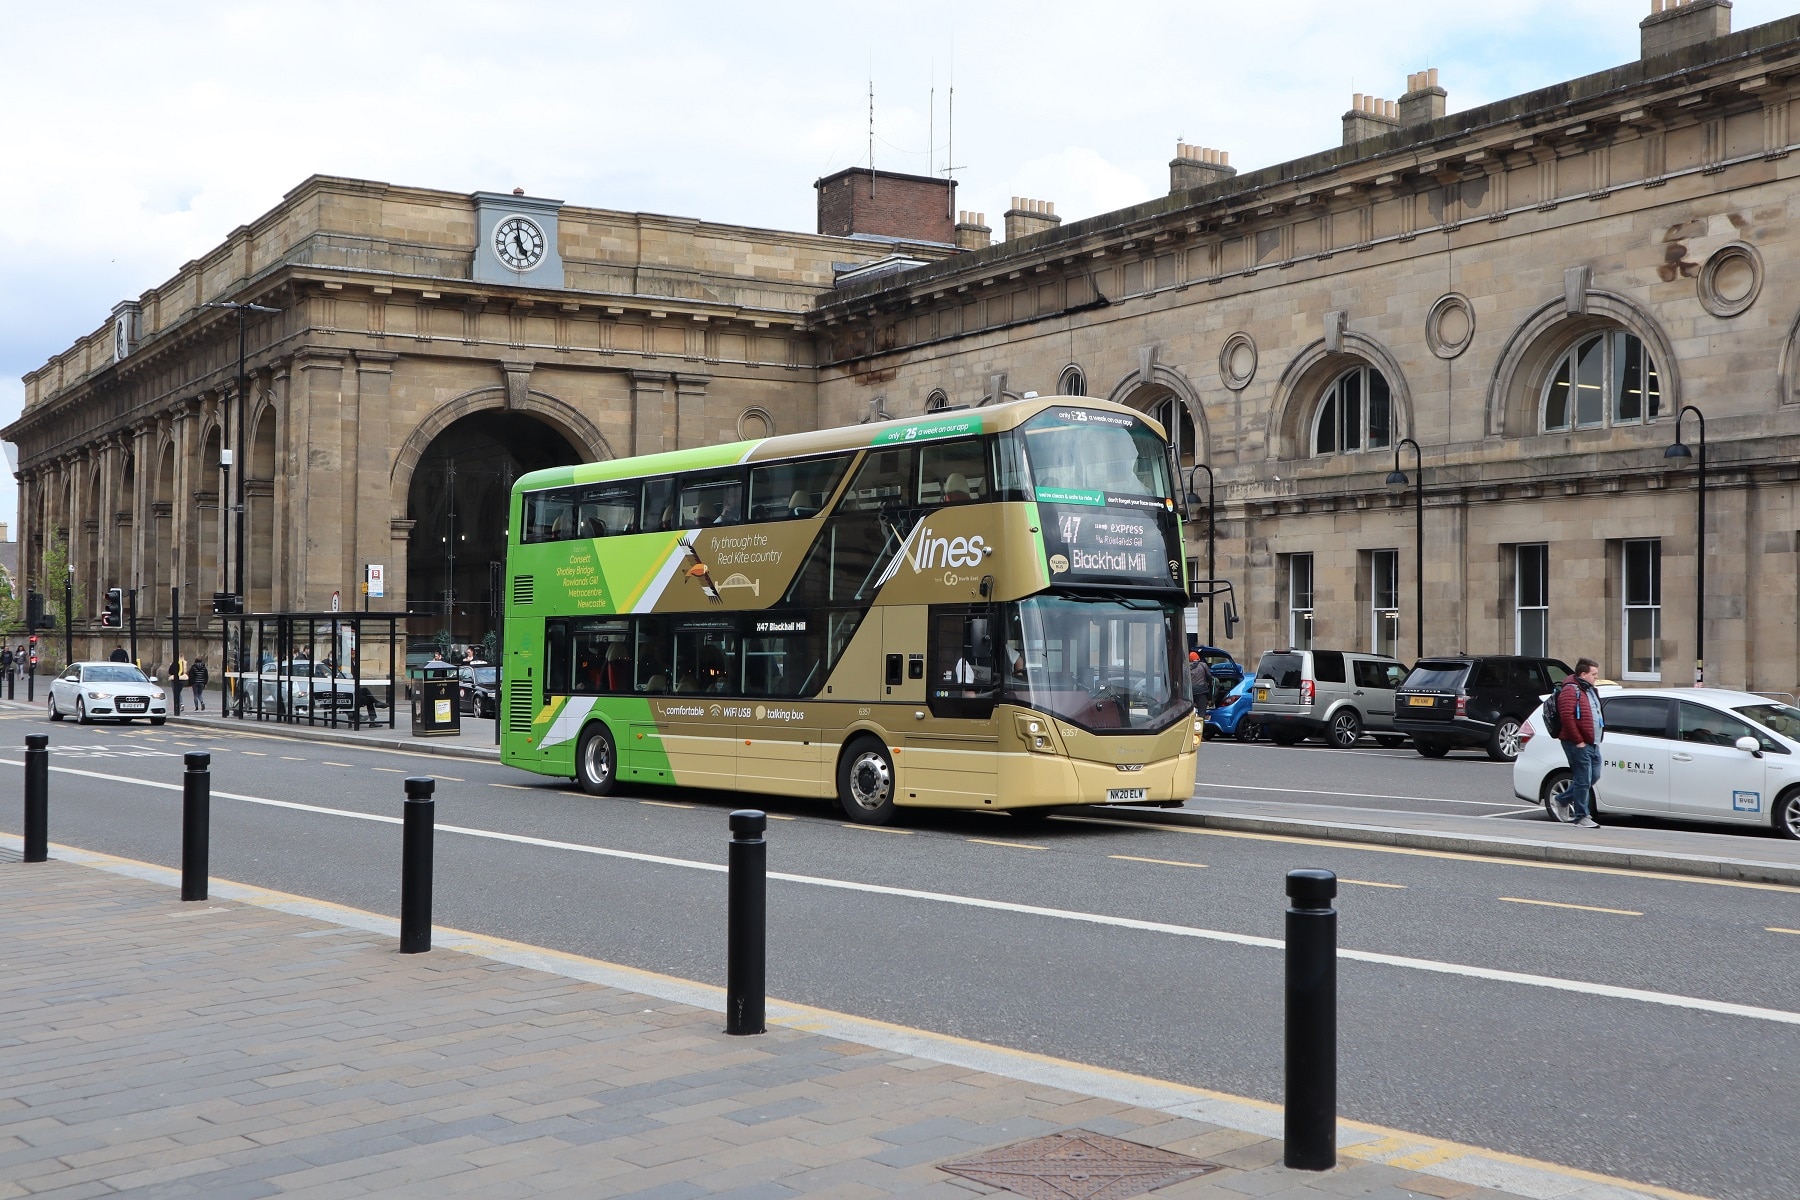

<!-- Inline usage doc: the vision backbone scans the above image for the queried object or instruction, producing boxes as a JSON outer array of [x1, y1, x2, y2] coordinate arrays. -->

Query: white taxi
[[1513, 685, 1800, 838], [48, 661, 170, 725]]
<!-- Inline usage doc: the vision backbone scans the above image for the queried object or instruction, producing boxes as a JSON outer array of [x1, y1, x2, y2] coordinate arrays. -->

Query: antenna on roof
[[868, 53, 875, 199]]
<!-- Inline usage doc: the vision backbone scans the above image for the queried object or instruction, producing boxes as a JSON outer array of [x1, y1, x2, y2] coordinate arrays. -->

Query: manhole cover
[[940, 1130, 1222, 1200]]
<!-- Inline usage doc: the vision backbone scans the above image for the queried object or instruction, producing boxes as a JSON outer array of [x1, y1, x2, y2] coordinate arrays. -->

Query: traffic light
[[27, 633, 37, 667], [25, 591, 53, 630], [103, 588, 123, 627], [212, 591, 242, 615]]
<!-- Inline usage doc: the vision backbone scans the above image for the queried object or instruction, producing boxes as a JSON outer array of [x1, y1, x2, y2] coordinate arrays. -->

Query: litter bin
[[409, 663, 462, 737]]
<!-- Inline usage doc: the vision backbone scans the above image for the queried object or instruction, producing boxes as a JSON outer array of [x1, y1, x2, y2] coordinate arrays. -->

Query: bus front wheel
[[837, 737, 896, 825], [575, 724, 618, 796]]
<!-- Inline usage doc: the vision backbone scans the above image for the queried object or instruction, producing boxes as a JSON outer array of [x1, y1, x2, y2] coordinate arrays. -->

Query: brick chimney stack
[[1004, 197, 1061, 242], [1343, 93, 1401, 146], [1641, 0, 1731, 59], [1170, 143, 1236, 193], [1398, 69, 1446, 125], [955, 211, 992, 251]]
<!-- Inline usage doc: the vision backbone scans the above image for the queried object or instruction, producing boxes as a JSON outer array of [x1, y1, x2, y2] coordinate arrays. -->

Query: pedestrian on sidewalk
[[1188, 651, 1212, 712], [189, 659, 209, 711], [1555, 657, 1604, 828], [109, 646, 128, 663]]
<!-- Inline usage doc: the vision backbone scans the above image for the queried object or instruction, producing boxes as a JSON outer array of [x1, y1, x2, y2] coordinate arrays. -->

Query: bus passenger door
[[902, 606, 1000, 808]]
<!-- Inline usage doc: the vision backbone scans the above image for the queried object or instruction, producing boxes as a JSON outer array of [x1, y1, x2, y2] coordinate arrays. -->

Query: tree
[[0, 558, 17, 629], [36, 531, 80, 624]]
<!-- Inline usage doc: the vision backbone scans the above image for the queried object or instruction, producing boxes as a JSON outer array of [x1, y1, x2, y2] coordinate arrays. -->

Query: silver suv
[[1249, 649, 1409, 748]]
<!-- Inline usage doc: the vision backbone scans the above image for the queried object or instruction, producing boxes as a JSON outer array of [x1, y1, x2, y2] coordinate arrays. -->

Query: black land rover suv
[[1392, 655, 1573, 762]]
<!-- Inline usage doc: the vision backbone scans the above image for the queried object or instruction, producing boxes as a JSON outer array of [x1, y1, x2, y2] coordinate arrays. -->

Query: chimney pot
[[512, 187, 525, 196], [1640, 0, 1730, 58]]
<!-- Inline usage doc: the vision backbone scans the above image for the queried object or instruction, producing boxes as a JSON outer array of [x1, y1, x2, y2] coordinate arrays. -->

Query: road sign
[[330, 590, 341, 612], [367, 564, 385, 598]]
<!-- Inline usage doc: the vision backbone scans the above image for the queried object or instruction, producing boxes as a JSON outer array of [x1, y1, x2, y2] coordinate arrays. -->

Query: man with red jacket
[[1555, 657, 1604, 828]]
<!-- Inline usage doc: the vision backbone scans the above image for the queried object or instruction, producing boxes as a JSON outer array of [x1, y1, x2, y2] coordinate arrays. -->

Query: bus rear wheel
[[575, 724, 618, 796], [837, 737, 896, 825]]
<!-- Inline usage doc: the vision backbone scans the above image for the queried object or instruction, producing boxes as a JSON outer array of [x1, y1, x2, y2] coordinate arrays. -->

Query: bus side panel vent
[[512, 576, 535, 606], [507, 678, 536, 734]]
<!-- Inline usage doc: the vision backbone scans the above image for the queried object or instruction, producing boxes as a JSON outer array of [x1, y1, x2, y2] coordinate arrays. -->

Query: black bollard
[[23, 734, 49, 863], [725, 809, 767, 1035], [181, 752, 211, 901], [400, 777, 435, 953], [1284, 868, 1338, 1170]]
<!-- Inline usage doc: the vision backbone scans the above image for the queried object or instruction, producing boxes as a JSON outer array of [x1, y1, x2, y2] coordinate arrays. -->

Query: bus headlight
[[1016, 715, 1059, 753]]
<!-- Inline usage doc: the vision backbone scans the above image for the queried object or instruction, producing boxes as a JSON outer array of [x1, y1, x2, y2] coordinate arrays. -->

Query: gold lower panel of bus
[[530, 697, 1196, 811]]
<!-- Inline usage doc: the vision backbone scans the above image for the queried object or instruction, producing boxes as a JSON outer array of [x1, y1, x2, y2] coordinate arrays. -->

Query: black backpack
[[1541, 679, 1579, 739]]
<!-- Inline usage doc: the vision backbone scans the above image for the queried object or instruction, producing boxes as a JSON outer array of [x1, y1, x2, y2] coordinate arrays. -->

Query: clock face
[[493, 215, 547, 271]]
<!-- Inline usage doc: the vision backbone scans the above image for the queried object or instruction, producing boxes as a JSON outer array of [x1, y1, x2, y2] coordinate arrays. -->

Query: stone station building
[[11, 0, 1800, 691]]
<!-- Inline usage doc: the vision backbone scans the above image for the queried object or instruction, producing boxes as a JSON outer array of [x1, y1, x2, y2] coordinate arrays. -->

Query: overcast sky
[[4, 0, 1793, 536]]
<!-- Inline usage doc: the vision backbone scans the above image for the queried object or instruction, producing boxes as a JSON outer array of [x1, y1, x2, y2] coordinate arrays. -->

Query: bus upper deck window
[[678, 472, 744, 528], [919, 438, 986, 506], [640, 478, 675, 532]]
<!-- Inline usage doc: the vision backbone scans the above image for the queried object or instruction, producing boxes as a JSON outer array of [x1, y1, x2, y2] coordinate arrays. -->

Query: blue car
[[1203, 675, 1261, 742], [1198, 645, 1243, 688]]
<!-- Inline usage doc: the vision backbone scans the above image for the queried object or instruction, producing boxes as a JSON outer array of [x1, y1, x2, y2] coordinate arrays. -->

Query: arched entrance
[[406, 410, 582, 649]]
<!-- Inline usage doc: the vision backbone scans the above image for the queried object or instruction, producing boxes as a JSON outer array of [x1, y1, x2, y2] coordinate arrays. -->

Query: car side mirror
[[1735, 735, 1763, 757]]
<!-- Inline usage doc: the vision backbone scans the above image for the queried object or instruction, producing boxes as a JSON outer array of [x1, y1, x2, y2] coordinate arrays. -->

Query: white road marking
[[12, 756, 1800, 1029], [1481, 807, 1547, 819]]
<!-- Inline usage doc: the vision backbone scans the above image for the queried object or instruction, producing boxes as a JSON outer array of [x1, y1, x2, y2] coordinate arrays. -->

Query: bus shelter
[[214, 612, 409, 730]]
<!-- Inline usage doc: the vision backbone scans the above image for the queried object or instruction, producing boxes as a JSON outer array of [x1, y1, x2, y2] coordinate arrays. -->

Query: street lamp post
[[1385, 439, 1423, 661], [1184, 464, 1216, 644], [1665, 406, 1707, 687], [202, 301, 279, 611]]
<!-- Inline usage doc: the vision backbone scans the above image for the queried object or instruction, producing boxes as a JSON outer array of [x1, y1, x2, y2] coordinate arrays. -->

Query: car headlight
[[152, 692, 166, 701], [87, 691, 108, 700]]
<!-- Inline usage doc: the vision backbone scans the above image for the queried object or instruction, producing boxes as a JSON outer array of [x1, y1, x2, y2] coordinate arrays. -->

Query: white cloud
[[5, 0, 1795, 534]]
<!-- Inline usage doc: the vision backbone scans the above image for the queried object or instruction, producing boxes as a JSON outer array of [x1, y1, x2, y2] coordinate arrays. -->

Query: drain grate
[[939, 1130, 1222, 1200]]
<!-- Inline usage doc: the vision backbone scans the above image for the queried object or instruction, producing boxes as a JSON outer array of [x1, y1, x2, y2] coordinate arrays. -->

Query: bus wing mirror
[[1222, 601, 1240, 640], [968, 618, 993, 663]]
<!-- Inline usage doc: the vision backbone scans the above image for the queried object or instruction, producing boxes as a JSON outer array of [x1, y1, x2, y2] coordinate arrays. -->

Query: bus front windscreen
[[1003, 595, 1187, 732], [1015, 408, 1171, 502]]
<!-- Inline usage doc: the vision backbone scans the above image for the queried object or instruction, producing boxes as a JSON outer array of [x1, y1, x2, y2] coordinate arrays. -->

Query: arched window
[[1312, 366, 1392, 456], [1149, 395, 1198, 469], [1541, 331, 1661, 431], [1057, 365, 1086, 397], [924, 389, 950, 413]]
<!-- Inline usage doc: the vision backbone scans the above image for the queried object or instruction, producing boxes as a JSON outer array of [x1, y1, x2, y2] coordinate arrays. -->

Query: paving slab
[[0, 841, 1702, 1200]]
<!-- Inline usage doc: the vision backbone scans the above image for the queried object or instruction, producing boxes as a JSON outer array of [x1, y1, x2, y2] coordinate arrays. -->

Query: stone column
[[675, 373, 710, 448], [289, 350, 348, 611], [129, 422, 154, 613], [353, 352, 398, 612], [630, 370, 667, 456], [389, 518, 415, 618]]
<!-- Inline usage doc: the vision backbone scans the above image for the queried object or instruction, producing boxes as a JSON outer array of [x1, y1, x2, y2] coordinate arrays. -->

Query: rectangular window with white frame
[[1370, 549, 1399, 658], [1288, 553, 1314, 650], [1516, 544, 1549, 658], [1622, 539, 1661, 680]]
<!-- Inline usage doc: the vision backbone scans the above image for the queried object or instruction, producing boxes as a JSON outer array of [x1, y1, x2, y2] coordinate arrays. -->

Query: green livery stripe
[[1035, 487, 1105, 506], [515, 441, 758, 493], [869, 414, 983, 446], [1028, 502, 1050, 583]]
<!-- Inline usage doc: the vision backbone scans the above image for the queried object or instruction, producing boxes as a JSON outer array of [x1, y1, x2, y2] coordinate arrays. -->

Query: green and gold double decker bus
[[500, 395, 1198, 824]]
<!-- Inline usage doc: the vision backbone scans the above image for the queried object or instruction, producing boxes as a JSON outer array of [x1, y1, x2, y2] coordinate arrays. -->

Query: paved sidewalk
[[0, 846, 1694, 1200]]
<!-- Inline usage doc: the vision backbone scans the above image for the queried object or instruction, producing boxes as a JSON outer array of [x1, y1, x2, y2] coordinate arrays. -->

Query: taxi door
[[1593, 694, 1673, 814], [1665, 699, 1783, 824]]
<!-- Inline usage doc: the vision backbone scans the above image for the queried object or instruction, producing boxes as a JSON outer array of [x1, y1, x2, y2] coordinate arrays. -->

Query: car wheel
[[1328, 710, 1362, 748], [1775, 787, 1800, 840], [48, 694, 62, 722], [574, 723, 617, 796], [76, 698, 91, 726], [1235, 721, 1260, 744], [837, 736, 897, 825], [1487, 716, 1524, 762], [1415, 739, 1449, 758], [1541, 769, 1576, 823]]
